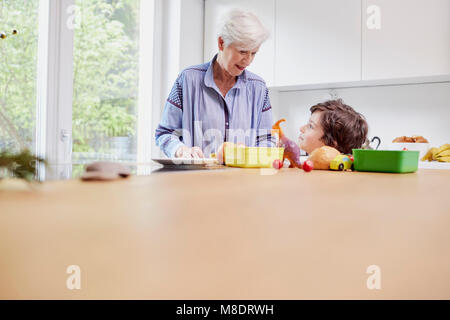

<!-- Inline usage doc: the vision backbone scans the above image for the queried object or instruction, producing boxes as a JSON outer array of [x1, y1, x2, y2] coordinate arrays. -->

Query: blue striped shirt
[[155, 55, 275, 158]]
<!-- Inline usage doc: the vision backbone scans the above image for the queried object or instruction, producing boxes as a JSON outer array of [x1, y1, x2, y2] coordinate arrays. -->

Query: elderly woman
[[155, 9, 275, 160]]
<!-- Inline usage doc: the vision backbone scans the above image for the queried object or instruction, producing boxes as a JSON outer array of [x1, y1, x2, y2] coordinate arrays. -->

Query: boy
[[219, 99, 367, 164], [298, 99, 368, 155]]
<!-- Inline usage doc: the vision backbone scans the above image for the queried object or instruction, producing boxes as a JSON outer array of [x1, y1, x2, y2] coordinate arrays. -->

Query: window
[[72, 0, 141, 166], [1, 0, 154, 180], [0, 0, 40, 152]]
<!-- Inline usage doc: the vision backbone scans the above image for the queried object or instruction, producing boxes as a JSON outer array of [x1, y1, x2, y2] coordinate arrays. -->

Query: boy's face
[[298, 111, 326, 154]]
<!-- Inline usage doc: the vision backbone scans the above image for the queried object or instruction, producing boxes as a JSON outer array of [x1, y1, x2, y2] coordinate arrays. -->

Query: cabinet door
[[204, 0, 275, 86], [362, 0, 450, 80], [275, 0, 362, 86]]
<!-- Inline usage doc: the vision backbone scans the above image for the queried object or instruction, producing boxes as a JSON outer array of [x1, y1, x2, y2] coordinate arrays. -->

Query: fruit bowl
[[388, 142, 429, 159]]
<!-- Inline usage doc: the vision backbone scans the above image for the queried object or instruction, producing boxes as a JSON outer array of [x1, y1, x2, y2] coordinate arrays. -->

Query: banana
[[421, 144, 450, 162], [437, 156, 450, 163], [436, 149, 450, 158], [435, 144, 450, 155], [421, 148, 436, 162]]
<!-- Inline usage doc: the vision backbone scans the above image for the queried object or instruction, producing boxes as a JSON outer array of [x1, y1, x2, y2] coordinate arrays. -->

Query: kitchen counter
[[1, 168, 449, 299]]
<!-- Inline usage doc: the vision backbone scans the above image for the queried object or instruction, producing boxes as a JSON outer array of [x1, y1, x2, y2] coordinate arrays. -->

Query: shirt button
[[226, 122, 229, 126]]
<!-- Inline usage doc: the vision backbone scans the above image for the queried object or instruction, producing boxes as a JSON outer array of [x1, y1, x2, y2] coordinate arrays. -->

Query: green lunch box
[[352, 149, 419, 173]]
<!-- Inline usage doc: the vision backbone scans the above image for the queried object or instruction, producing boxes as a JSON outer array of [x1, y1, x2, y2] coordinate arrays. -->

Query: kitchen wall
[[151, 0, 449, 158], [152, 0, 205, 158], [271, 82, 450, 150]]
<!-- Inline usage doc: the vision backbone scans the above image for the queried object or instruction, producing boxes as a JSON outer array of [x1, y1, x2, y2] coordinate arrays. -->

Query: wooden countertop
[[1, 168, 449, 299]]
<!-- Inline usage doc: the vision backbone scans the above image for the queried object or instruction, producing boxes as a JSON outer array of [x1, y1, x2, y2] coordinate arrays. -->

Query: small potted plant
[[0, 149, 46, 190]]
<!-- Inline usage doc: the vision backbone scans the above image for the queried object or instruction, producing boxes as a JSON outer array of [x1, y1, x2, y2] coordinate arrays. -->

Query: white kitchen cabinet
[[204, 0, 276, 86], [275, 0, 362, 87], [362, 0, 450, 80]]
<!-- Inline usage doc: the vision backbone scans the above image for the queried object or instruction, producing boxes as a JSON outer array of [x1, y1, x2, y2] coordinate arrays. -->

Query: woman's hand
[[191, 147, 204, 158], [175, 146, 205, 159]]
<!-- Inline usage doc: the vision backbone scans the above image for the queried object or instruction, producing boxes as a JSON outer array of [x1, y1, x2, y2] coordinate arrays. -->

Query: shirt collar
[[204, 54, 247, 91]]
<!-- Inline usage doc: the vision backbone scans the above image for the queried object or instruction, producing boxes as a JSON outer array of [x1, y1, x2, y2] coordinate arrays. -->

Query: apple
[[272, 159, 283, 170], [302, 160, 314, 172]]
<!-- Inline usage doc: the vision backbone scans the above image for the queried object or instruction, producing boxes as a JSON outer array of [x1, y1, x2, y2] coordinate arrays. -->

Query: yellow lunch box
[[224, 146, 285, 168]]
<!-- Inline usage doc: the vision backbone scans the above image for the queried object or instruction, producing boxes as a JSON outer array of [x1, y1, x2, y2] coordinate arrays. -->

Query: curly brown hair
[[310, 99, 368, 154]]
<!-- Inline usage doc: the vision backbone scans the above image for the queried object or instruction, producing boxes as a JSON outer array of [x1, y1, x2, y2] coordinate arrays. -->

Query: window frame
[[36, 0, 74, 180]]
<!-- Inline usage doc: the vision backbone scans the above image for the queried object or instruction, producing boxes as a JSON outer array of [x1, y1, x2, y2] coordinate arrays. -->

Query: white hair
[[217, 9, 270, 50]]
